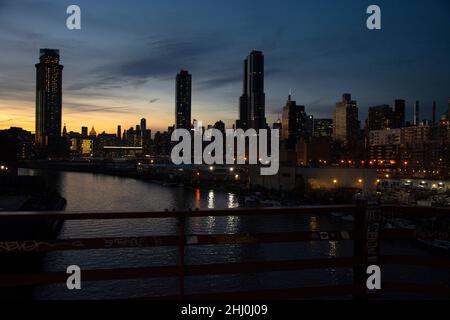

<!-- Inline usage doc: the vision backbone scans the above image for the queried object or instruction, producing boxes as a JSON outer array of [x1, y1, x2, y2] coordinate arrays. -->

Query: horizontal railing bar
[[382, 205, 450, 216], [0, 230, 356, 253], [141, 285, 360, 300], [1, 205, 449, 222], [0, 266, 179, 287], [0, 257, 362, 287], [0, 205, 359, 221], [129, 282, 450, 300], [186, 257, 362, 276], [1, 255, 449, 288], [0, 230, 445, 254], [0, 236, 179, 253], [383, 282, 450, 298], [381, 255, 450, 268]]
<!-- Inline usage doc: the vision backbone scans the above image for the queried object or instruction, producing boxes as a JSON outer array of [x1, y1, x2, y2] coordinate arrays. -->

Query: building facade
[[237, 50, 266, 130], [175, 70, 192, 130], [333, 94, 359, 144], [35, 49, 64, 148]]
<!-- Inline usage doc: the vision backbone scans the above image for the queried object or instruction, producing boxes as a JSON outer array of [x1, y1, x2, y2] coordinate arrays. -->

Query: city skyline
[[0, 0, 450, 134]]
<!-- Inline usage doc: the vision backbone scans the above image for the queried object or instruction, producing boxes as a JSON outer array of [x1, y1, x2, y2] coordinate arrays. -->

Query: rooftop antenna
[[288, 88, 293, 101]]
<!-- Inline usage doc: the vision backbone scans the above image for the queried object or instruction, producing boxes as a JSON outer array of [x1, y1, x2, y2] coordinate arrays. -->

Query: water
[[17, 169, 450, 300]]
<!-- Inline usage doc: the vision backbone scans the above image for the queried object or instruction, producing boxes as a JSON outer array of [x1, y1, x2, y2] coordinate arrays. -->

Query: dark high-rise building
[[281, 95, 308, 149], [368, 100, 407, 131], [81, 126, 88, 138], [175, 70, 192, 130], [35, 49, 64, 147], [306, 115, 314, 137], [236, 50, 266, 130], [448, 97, 450, 119], [393, 99, 406, 128], [140, 118, 147, 137], [333, 93, 359, 144], [314, 119, 333, 138], [367, 105, 392, 131], [368, 100, 406, 131], [117, 125, 122, 141], [413, 101, 420, 126], [432, 101, 437, 124]]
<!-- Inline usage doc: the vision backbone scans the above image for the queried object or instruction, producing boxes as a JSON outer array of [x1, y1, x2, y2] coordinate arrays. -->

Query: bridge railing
[[0, 205, 450, 299]]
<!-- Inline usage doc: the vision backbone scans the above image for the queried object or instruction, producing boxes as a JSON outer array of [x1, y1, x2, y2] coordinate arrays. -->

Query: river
[[18, 169, 450, 300]]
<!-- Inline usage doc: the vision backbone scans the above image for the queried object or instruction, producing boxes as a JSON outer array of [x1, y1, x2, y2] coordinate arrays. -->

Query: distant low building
[[250, 167, 377, 192], [81, 139, 93, 157]]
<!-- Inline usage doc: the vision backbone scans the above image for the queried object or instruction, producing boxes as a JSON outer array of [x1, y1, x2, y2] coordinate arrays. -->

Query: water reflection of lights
[[206, 215, 216, 230], [227, 193, 239, 209], [208, 190, 215, 209], [225, 216, 240, 233], [195, 189, 201, 209]]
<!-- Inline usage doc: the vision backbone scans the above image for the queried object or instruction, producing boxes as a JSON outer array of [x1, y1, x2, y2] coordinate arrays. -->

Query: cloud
[[197, 74, 241, 90], [68, 33, 232, 91], [64, 102, 136, 115]]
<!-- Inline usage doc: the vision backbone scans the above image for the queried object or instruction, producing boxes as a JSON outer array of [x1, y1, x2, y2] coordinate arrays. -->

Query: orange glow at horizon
[[1, 93, 236, 134]]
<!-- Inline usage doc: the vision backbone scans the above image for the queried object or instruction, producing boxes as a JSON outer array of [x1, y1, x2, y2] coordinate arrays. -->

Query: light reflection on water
[[18, 168, 354, 299], [18, 169, 447, 300], [208, 190, 215, 209]]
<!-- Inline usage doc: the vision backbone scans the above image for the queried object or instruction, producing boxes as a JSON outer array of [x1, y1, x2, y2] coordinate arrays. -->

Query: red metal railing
[[0, 205, 449, 299]]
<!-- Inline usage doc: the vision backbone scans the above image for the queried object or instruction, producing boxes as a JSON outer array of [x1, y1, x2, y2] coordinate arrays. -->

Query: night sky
[[0, 0, 449, 133]]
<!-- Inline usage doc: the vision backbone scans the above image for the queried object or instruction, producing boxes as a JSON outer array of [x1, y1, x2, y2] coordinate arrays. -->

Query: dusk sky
[[0, 0, 449, 133]]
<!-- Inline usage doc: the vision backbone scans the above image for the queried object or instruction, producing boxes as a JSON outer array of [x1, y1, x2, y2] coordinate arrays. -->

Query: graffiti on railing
[[103, 236, 164, 248], [0, 240, 85, 253]]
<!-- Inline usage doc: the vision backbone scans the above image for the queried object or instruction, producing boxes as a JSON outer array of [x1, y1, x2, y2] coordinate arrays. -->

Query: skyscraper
[[393, 99, 406, 128], [140, 118, 147, 137], [448, 97, 450, 119], [367, 100, 406, 131], [333, 94, 359, 144], [175, 70, 192, 130], [81, 126, 88, 138], [367, 105, 393, 131], [432, 101, 437, 124], [281, 94, 307, 149], [237, 50, 266, 130], [314, 119, 333, 138], [117, 125, 122, 141], [35, 49, 64, 147], [413, 101, 420, 126]]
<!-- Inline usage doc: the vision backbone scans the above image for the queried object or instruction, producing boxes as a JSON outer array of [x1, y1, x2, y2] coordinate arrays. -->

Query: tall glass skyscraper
[[175, 70, 192, 130], [35, 49, 63, 147], [237, 50, 267, 130]]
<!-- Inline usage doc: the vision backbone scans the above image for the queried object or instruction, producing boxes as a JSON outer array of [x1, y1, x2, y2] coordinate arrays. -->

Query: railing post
[[353, 198, 381, 300], [353, 200, 367, 300], [177, 216, 186, 299]]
